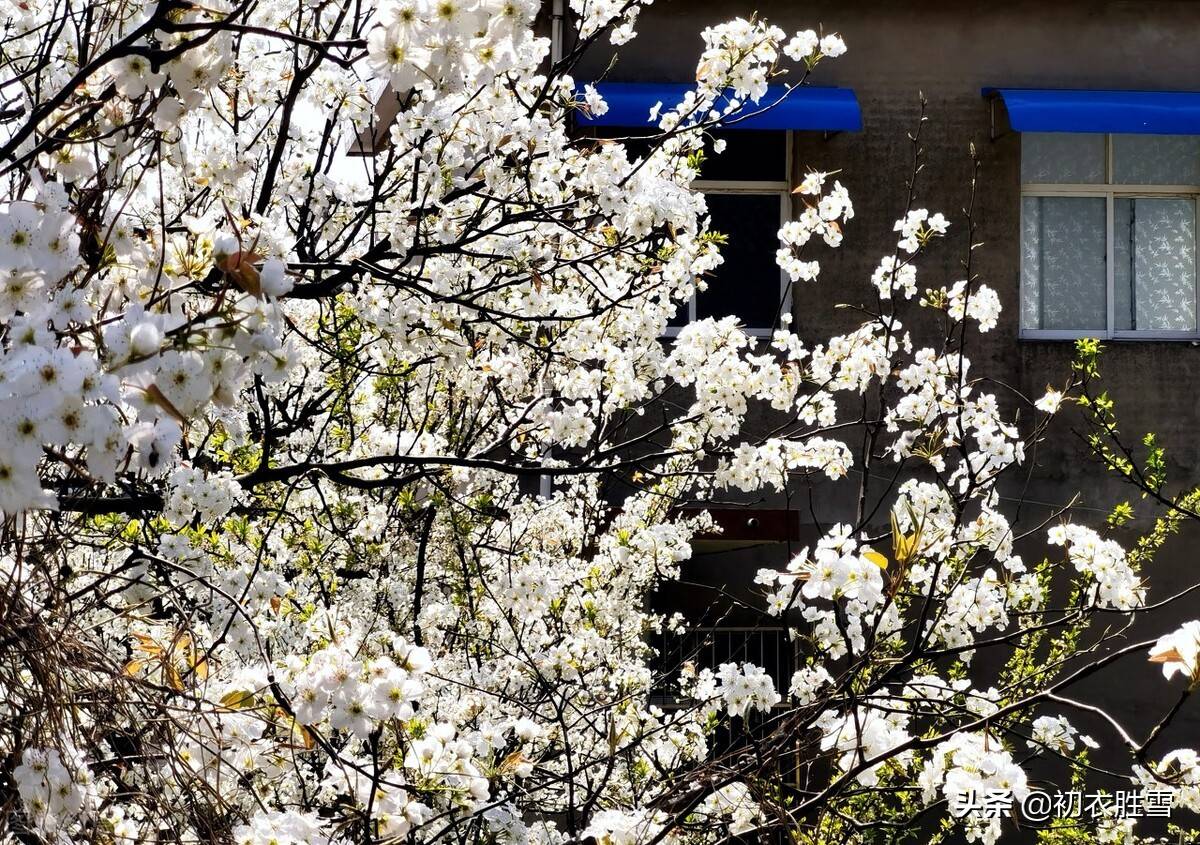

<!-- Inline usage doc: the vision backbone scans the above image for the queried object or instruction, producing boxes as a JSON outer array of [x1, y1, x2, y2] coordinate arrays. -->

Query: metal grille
[[651, 626, 793, 706]]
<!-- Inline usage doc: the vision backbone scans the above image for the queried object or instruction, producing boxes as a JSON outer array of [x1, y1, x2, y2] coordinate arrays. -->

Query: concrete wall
[[582, 0, 1200, 772]]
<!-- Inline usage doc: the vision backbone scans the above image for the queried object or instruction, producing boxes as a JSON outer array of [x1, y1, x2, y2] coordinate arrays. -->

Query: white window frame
[[664, 131, 793, 339], [1020, 133, 1200, 341]]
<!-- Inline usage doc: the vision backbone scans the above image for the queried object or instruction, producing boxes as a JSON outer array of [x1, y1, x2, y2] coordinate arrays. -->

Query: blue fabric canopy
[[577, 82, 862, 131], [986, 88, 1200, 134]]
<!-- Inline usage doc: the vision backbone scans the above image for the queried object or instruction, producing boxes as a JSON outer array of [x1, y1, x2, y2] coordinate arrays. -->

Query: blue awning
[[577, 82, 862, 132], [985, 88, 1200, 134]]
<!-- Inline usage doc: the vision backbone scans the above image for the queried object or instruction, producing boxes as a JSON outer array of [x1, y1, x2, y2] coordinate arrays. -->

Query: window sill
[[661, 326, 777, 340], [1020, 331, 1200, 342]]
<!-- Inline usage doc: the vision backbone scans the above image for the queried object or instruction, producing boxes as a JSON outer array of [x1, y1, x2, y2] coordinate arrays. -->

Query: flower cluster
[[776, 172, 854, 282], [366, 0, 539, 94], [692, 662, 783, 718], [1048, 523, 1145, 610], [13, 747, 100, 843], [1029, 714, 1092, 754], [164, 466, 244, 525], [920, 733, 1029, 845], [817, 704, 913, 786], [923, 279, 1003, 332], [894, 209, 950, 253], [1137, 749, 1200, 814], [871, 255, 918, 299]]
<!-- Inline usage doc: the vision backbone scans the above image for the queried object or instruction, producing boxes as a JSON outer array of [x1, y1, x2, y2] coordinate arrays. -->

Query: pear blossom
[[0, 3, 1191, 845], [1149, 620, 1200, 684], [1036, 386, 1065, 413]]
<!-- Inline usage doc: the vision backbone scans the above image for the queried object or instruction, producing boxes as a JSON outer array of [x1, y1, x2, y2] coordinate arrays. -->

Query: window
[[668, 131, 792, 337], [650, 624, 796, 783], [1021, 132, 1200, 339], [650, 625, 794, 709]]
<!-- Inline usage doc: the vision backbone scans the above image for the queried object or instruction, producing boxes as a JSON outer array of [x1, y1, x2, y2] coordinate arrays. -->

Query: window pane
[[667, 297, 689, 329], [699, 131, 787, 182], [1113, 135, 1200, 185], [585, 127, 656, 161], [1114, 198, 1197, 331], [1021, 133, 1105, 184], [1021, 196, 1107, 331], [698, 193, 783, 329], [587, 128, 786, 182]]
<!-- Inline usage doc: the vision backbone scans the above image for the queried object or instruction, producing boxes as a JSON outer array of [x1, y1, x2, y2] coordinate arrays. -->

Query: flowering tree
[[2, 1, 1199, 844]]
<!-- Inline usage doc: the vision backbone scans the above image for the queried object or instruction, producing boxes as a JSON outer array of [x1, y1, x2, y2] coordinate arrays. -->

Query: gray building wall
[[577, 0, 1200, 782]]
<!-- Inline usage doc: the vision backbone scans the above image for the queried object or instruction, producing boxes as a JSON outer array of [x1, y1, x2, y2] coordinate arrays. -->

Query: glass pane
[[586, 127, 655, 161], [1113, 135, 1200, 185], [698, 193, 783, 329], [667, 296, 689, 328], [1114, 198, 1196, 331], [587, 129, 786, 182], [1021, 133, 1105, 184], [699, 131, 787, 182], [1021, 196, 1107, 331]]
